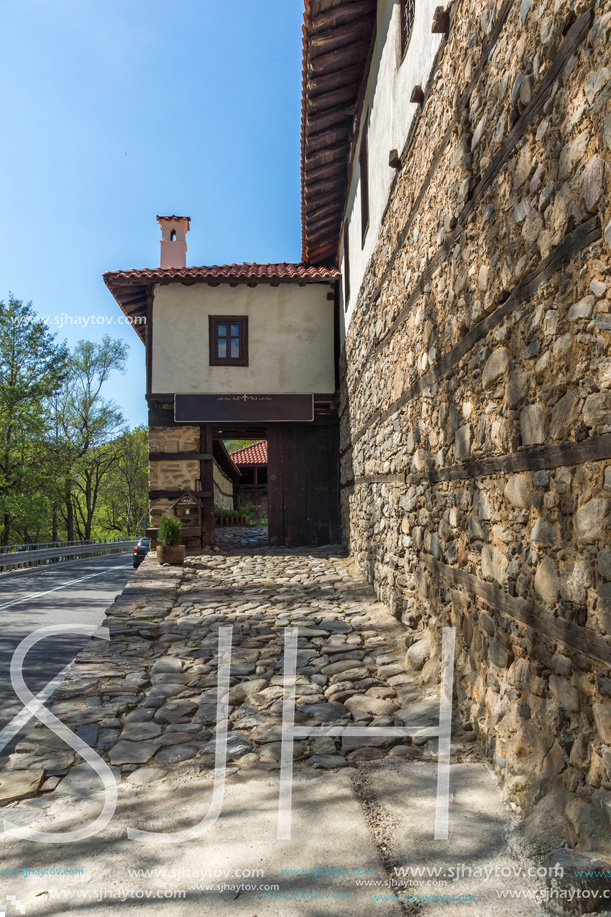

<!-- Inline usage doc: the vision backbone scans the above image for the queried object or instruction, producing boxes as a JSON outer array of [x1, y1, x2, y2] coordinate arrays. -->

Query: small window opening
[[209, 316, 249, 366], [170, 230, 176, 241], [400, 0, 415, 58], [343, 227, 350, 311], [360, 129, 369, 246]]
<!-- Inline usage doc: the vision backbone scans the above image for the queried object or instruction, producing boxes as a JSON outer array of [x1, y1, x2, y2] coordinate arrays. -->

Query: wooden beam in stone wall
[[408, 434, 611, 485], [423, 555, 611, 668], [149, 409, 180, 427], [340, 433, 611, 490], [349, 215, 602, 447], [431, 7, 450, 35], [354, 473, 406, 486], [150, 490, 212, 500], [149, 453, 213, 462], [464, 8, 595, 224]]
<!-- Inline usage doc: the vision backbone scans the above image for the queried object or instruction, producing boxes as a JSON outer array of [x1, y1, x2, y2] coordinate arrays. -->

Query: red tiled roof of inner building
[[104, 263, 340, 286], [229, 441, 268, 466]]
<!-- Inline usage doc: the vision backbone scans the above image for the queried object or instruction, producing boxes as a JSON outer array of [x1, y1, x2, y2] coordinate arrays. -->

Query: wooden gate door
[[268, 422, 341, 547]]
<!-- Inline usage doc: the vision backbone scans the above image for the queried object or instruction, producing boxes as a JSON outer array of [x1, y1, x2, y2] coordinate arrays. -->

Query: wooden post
[[432, 7, 450, 34], [200, 425, 215, 548], [267, 426, 283, 546]]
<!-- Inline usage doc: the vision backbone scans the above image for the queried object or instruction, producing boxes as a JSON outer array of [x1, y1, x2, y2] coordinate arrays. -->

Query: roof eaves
[[300, 0, 377, 266]]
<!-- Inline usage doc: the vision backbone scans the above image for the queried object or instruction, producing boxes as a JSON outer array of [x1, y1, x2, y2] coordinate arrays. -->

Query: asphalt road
[[0, 553, 134, 752]]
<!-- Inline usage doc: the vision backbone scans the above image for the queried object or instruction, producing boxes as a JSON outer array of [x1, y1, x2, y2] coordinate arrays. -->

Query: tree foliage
[[97, 428, 148, 536], [0, 296, 69, 545], [224, 439, 259, 454], [0, 297, 148, 545]]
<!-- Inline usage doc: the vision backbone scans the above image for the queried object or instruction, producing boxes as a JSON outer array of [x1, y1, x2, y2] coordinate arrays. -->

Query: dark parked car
[[133, 537, 150, 568]]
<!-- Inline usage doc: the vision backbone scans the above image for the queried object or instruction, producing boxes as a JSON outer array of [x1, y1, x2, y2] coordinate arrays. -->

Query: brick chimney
[[157, 215, 190, 269]]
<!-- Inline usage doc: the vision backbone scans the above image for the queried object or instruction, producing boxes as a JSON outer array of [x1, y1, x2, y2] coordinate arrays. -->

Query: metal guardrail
[[0, 538, 138, 571], [0, 537, 132, 554]]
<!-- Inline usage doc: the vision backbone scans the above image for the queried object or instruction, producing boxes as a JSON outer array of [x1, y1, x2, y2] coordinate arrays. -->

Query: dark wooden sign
[[174, 393, 314, 423]]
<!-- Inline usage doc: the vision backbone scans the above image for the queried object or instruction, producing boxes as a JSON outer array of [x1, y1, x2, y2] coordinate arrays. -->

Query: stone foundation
[[340, 0, 611, 848]]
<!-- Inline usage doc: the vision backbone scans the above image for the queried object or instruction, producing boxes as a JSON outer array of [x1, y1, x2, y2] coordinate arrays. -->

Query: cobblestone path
[[1, 542, 480, 801]]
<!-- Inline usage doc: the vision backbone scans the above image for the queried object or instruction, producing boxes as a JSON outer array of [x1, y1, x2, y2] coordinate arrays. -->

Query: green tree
[[56, 336, 128, 540], [224, 439, 259, 454], [0, 296, 68, 546], [96, 427, 148, 536]]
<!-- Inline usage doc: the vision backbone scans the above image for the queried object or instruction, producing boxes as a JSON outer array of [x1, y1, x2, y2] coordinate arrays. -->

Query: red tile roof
[[105, 263, 339, 286], [103, 264, 339, 344], [229, 440, 268, 466]]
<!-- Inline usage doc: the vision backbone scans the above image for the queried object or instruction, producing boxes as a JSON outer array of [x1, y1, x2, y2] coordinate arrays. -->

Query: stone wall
[[148, 425, 200, 527], [237, 489, 268, 519], [213, 461, 234, 510], [340, 0, 611, 848]]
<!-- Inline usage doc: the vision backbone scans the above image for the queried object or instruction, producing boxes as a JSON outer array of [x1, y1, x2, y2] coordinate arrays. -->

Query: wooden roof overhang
[[213, 439, 242, 483], [103, 264, 340, 344], [301, 0, 377, 266]]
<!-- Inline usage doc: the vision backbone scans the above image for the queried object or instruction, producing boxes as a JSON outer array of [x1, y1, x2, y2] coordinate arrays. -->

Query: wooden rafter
[[301, 0, 376, 265]]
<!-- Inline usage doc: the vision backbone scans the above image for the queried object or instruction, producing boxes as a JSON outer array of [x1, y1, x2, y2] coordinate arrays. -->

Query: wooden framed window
[[343, 226, 350, 311], [209, 315, 248, 366], [400, 0, 415, 58], [360, 129, 369, 246]]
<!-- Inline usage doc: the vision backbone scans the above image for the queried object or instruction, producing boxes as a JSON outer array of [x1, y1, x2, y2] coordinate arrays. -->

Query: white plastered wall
[[213, 460, 234, 510], [151, 282, 335, 394], [340, 0, 443, 335]]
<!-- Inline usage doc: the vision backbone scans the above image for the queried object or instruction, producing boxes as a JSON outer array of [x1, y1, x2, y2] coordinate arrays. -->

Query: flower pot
[[156, 544, 185, 565]]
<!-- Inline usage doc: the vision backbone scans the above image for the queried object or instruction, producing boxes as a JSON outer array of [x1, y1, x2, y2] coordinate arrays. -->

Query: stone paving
[[214, 523, 269, 550], [0, 535, 481, 805]]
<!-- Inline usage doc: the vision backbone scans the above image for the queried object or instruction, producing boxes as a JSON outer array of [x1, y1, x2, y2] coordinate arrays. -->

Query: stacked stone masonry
[[340, 0, 611, 847], [148, 425, 201, 525]]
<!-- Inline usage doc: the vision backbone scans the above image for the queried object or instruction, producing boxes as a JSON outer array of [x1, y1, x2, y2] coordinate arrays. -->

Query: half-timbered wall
[[340, 0, 611, 847]]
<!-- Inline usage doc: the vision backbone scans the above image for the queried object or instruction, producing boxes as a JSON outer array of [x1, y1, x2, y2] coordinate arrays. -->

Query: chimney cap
[[156, 214, 191, 222]]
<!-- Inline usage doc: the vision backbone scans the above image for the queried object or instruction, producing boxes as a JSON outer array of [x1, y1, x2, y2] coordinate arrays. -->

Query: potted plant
[[156, 515, 185, 565]]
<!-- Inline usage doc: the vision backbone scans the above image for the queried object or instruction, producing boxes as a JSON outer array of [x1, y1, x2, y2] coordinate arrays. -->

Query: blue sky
[[0, 0, 304, 428]]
